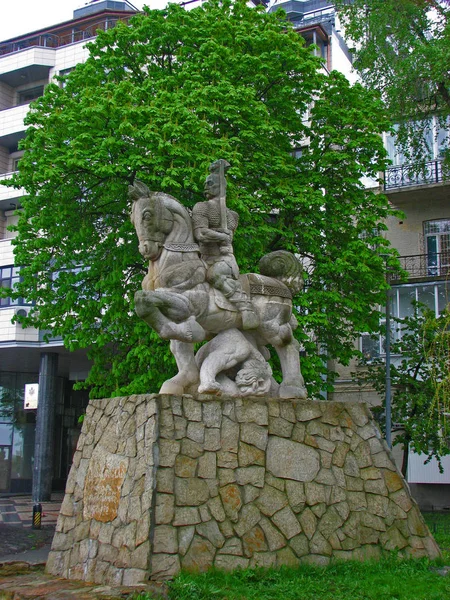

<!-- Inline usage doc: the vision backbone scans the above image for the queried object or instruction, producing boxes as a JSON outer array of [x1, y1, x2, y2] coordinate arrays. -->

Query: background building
[[0, 0, 138, 495]]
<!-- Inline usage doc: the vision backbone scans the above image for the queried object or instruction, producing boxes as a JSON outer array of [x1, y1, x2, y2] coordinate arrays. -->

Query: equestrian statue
[[130, 159, 307, 399]]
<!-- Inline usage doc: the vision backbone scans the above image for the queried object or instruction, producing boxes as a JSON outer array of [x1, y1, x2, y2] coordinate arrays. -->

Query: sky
[[0, 0, 167, 43]]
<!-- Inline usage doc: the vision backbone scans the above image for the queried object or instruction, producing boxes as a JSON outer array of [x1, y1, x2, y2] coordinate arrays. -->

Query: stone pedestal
[[47, 395, 440, 585]]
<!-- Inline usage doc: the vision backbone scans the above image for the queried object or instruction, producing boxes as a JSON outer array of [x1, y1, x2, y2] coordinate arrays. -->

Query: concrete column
[[32, 352, 59, 502]]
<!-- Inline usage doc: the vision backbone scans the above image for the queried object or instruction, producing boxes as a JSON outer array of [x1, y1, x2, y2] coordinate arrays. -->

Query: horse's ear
[[128, 180, 150, 202]]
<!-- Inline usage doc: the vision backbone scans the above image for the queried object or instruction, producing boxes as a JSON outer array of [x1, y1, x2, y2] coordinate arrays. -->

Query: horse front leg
[[160, 340, 200, 396], [135, 290, 206, 343]]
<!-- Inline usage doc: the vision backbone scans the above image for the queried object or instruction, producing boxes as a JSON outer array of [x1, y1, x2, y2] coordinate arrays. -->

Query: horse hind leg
[[273, 336, 307, 399]]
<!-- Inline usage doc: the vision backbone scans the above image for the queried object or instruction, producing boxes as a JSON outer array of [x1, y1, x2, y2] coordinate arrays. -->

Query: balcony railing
[[384, 159, 448, 190], [0, 16, 132, 57], [390, 253, 450, 281]]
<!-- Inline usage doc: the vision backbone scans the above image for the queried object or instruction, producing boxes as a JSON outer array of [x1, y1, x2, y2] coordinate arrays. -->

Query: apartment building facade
[[0, 1, 138, 495]]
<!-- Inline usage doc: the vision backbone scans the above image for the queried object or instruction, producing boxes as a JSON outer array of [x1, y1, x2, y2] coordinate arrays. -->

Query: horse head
[[129, 181, 174, 261]]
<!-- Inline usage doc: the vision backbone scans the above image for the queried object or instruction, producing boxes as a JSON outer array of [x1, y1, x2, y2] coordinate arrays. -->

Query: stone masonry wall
[[47, 395, 440, 585]]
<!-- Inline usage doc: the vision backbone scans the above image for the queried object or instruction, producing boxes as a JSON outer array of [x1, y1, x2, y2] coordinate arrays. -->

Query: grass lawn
[[166, 558, 450, 600]]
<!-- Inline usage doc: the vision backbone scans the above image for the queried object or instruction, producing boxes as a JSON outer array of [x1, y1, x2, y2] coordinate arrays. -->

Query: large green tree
[[336, 0, 450, 166], [2, 0, 395, 398]]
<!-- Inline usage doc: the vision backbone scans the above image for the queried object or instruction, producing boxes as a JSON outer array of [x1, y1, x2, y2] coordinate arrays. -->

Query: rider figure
[[192, 160, 259, 330]]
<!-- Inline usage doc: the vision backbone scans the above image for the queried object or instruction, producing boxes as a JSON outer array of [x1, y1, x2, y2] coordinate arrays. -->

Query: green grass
[[424, 512, 450, 560], [130, 513, 450, 600], [167, 559, 450, 600]]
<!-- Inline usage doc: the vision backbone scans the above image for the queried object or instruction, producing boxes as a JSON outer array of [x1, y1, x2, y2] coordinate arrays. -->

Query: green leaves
[[3, 0, 396, 397], [336, 0, 450, 167], [359, 304, 450, 472]]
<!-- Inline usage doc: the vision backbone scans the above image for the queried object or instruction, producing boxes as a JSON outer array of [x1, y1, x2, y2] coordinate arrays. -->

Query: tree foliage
[[356, 304, 450, 475], [336, 0, 450, 167], [2, 0, 396, 398]]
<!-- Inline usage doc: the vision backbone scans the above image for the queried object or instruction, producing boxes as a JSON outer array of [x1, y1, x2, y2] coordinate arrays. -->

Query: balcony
[[0, 16, 133, 59], [384, 159, 448, 190], [0, 172, 25, 209], [390, 253, 450, 282]]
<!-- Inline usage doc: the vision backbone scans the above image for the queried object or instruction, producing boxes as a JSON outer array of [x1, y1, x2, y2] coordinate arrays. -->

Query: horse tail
[[259, 251, 304, 295]]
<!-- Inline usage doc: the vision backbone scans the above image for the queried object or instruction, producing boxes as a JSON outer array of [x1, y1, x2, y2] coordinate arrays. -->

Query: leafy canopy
[[3, 0, 396, 398], [336, 0, 450, 166]]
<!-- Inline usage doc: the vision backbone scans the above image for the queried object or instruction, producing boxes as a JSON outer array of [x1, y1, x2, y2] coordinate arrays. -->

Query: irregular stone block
[[243, 484, 261, 504], [383, 469, 405, 493], [259, 516, 287, 551], [305, 481, 329, 505], [318, 506, 344, 538], [218, 537, 244, 556], [217, 451, 238, 469], [151, 554, 181, 580], [240, 422, 268, 450], [159, 440, 180, 468], [243, 525, 268, 556], [153, 525, 178, 554], [218, 468, 236, 486], [269, 417, 294, 438], [250, 552, 277, 568], [238, 442, 265, 467], [220, 484, 242, 522], [364, 478, 388, 496], [267, 438, 320, 482], [276, 546, 299, 567], [198, 452, 217, 479], [155, 494, 175, 525], [181, 438, 203, 458], [236, 466, 265, 488], [256, 485, 288, 516], [187, 422, 205, 444], [197, 520, 226, 549], [272, 506, 301, 539], [295, 403, 323, 422], [178, 526, 195, 556], [175, 477, 209, 506], [183, 398, 202, 422], [299, 507, 317, 540], [234, 504, 261, 537], [285, 480, 306, 512], [236, 400, 269, 425], [182, 536, 215, 572], [215, 554, 250, 570], [202, 401, 222, 427], [173, 507, 201, 526], [156, 468, 174, 494], [204, 428, 221, 451]]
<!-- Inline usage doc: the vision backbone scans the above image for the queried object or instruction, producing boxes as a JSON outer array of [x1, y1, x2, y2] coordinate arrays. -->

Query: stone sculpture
[[130, 161, 307, 399], [195, 328, 278, 397]]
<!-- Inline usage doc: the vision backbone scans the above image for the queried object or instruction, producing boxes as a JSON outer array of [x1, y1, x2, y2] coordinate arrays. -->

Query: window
[[17, 85, 44, 106], [58, 68, 74, 89], [424, 219, 450, 276], [0, 266, 21, 307], [385, 116, 450, 166], [360, 282, 450, 360]]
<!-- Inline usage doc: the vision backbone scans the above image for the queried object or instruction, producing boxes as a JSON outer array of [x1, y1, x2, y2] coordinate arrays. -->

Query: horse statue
[[130, 178, 307, 399]]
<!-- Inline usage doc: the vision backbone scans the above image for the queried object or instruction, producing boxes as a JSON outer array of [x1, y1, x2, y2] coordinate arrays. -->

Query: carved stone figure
[[130, 162, 307, 399], [195, 328, 278, 397], [192, 160, 258, 330]]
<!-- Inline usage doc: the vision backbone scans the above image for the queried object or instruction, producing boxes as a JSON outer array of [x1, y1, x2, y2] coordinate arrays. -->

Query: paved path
[[0, 492, 63, 527]]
